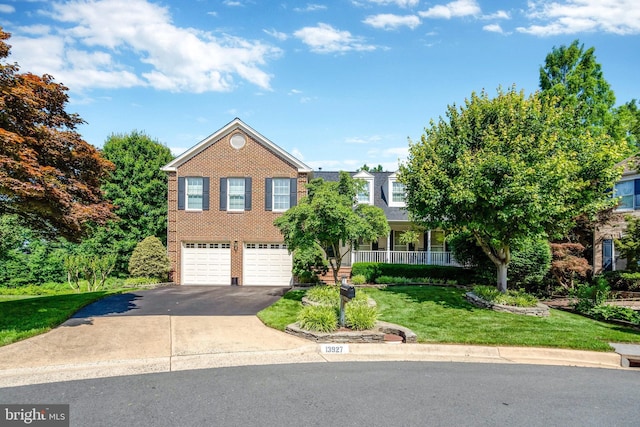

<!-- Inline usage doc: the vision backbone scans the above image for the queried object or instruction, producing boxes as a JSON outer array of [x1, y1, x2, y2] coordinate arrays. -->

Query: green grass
[[256, 289, 305, 331], [0, 290, 123, 346], [258, 285, 640, 351]]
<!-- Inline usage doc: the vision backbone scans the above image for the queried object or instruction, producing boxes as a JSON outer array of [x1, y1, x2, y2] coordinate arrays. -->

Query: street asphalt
[[0, 286, 639, 388]]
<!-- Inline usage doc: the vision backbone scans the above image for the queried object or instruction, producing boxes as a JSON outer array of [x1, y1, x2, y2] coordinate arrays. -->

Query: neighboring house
[[161, 118, 312, 286], [313, 170, 458, 267], [593, 156, 640, 274]]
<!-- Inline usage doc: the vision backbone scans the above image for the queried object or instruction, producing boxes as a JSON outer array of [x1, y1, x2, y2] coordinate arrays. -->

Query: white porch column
[[426, 229, 432, 265], [351, 246, 355, 265], [612, 240, 616, 271], [386, 232, 391, 263]]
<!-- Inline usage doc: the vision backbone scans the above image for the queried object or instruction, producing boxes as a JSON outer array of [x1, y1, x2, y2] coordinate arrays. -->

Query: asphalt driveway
[[72, 285, 289, 317]]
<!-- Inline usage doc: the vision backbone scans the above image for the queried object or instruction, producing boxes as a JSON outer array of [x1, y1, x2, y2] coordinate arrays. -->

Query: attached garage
[[243, 243, 293, 286], [181, 243, 231, 285]]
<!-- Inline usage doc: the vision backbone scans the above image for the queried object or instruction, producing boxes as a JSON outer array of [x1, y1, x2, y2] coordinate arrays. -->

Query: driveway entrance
[[72, 286, 289, 317]]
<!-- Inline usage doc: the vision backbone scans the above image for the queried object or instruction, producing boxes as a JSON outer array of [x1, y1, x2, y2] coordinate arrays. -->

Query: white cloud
[[365, 0, 420, 7], [518, 0, 640, 36], [293, 4, 328, 12], [482, 10, 510, 20], [345, 135, 383, 144], [419, 0, 481, 19], [9, 0, 280, 93], [483, 23, 505, 33], [363, 14, 421, 30], [294, 23, 376, 53], [264, 28, 288, 41], [0, 4, 15, 13]]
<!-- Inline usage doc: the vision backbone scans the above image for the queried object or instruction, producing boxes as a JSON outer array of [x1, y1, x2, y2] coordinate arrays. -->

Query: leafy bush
[[293, 244, 329, 283], [350, 274, 367, 285], [351, 263, 380, 283], [352, 262, 475, 284], [572, 279, 611, 313], [375, 276, 412, 285], [588, 305, 640, 324], [305, 285, 339, 305], [297, 305, 338, 332], [449, 232, 551, 290], [123, 277, 163, 287], [601, 271, 640, 291], [472, 285, 539, 307], [549, 243, 591, 290], [345, 301, 378, 330], [128, 236, 170, 280]]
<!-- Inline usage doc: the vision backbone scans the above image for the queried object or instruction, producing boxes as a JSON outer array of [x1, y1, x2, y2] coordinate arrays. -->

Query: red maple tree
[[0, 28, 114, 240]]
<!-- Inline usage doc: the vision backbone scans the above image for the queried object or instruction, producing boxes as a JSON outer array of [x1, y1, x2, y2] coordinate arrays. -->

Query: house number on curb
[[320, 344, 349, 354]]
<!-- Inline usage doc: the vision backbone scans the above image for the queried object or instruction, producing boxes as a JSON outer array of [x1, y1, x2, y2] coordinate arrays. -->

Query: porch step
[[318, 267, 352, 284]]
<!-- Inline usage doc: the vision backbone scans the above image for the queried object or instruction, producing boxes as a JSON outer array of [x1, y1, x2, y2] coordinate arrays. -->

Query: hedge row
[[351, 263, 477, 285]]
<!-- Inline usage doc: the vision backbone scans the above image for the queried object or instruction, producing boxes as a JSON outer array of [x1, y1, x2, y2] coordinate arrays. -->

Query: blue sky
[[1, 0, 639, 171]]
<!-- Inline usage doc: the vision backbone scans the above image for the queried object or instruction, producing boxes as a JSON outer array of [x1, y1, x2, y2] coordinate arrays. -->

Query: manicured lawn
[[0, 291, 122, 346], [258, 285, 640, 352]]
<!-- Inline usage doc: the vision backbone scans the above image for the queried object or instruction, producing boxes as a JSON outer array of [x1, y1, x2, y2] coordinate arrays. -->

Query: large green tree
[[274, 172, 390, 283], [82, 131, 173, 275], [539, 40, 616, 131], [400, 87, 625, 292], [0, 29, 114, 240]]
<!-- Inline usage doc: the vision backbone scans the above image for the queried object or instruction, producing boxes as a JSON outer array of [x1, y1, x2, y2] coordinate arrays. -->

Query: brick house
[[593, 156, 640, 274], [161, 118, 312, 286]]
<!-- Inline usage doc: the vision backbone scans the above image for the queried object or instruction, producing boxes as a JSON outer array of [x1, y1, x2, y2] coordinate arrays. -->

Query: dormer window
[[614, 179, 640, 211], [354, 171, 374, 205], [388, 173, 406, 207]]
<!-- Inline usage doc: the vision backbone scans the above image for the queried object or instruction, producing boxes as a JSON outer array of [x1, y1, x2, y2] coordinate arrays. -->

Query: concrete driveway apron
[[0, 286, 318, 387]]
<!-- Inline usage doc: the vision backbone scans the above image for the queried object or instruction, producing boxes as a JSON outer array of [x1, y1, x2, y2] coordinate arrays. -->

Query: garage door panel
[[182, 243, 230, 286], [244, 243, 292, 286]]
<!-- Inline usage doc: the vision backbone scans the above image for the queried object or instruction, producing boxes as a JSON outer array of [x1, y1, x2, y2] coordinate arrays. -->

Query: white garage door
[[244, 243, 292, 286], [182, 243, 231, 285]]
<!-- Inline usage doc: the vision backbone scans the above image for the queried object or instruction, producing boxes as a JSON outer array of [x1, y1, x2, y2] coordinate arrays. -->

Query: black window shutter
[[202, 177, 210, 211], [178, 177, 185, 210], [245, 177, 252, 211], [265, 178, 272, 211], [220, 178, 227, 211], [290, 178, 297, 207]]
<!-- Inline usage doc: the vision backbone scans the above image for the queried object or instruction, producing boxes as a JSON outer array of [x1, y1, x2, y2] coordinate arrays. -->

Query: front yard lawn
[[0, 291, 122, 346], [258, 285, 640, 352]]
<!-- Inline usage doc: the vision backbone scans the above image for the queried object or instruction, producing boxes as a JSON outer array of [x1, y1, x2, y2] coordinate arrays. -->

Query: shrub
[[588, 305, 640, 324], [297, 305, 338, 332], [472, 285, 538, 307], [123, 277, 162, 287], [305, 285, 339, 305], [345, 301, 378, 330], [601, 271, 640, 291], [293, 244, 329, 283], [549, 243, 591, 291], [350, 274, 367, 285], [375, 276, 411, 285], [351, 263, 380, 283], [128, 236, 170, 280], [449, 232, 551, 291], [572, 278, 611, 313]]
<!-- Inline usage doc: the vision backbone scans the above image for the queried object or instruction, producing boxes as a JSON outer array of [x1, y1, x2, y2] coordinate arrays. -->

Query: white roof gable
[[161, 118, 312, 173]]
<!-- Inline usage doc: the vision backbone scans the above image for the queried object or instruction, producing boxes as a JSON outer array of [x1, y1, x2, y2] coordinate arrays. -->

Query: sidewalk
[[0, 314, 634, 388]]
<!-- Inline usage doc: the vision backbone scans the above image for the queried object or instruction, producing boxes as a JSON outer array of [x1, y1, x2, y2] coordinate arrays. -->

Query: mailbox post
[[339, 276, 356, 327]]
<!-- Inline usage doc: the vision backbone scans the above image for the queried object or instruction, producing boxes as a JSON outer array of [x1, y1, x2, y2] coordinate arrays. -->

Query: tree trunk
[[497, 262, 508, 293]]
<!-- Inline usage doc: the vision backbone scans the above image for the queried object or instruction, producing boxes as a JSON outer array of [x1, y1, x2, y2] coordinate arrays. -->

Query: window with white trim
[[186, 177, 203, 210], [228, 178, 245, 211], [388, 177, 406, 207], [357, 180, 373, 204], [614, 180, 638, 210], [273, 178, 291, 211]]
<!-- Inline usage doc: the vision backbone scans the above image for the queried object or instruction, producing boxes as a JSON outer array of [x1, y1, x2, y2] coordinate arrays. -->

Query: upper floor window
[[614, 179, 640, 211], [354, 171, 374, 205], [273, 178, 291, 211], [228, 178, 245, 211], [186, 177, 203, 210]]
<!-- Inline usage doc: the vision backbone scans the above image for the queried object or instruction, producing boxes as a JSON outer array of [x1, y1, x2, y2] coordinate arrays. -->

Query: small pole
[[340, 276, 347, 326]]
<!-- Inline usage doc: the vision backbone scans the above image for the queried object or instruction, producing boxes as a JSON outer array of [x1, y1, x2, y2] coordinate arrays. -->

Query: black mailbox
[[340, 284, 356, 299]]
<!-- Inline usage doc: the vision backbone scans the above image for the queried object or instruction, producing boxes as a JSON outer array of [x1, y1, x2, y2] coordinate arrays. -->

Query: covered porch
[[350, 225, 460, 267]]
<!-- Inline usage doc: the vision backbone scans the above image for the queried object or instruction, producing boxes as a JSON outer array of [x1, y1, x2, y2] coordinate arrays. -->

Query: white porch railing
[[353, 250, 460, 266]]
